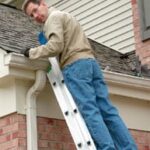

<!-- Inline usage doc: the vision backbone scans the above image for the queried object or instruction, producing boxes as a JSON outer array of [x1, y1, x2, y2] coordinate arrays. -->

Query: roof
[[0, 3, 150, 78], [0, 3, 41, 52], [89, 39, 150, 77]]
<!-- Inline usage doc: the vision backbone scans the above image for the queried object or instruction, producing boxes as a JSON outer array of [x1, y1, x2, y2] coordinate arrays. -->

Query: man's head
[[22, 0, 49, 24]]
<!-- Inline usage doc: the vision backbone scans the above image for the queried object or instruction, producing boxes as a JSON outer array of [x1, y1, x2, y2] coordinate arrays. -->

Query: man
[[22, 0, 137, 149]]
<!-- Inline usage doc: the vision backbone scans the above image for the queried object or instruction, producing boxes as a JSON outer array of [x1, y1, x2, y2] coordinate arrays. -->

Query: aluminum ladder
[[47, 57, 96, 150]]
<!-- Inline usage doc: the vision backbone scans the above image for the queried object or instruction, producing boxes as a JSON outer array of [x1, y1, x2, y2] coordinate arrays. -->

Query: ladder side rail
[[48, 57, 97, 150], [62, 84, 96, 149], [47, 67, 89, 149]]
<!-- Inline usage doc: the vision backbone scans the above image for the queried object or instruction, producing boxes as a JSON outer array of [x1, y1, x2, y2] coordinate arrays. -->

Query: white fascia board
[[104, 70, 150, 101], [1, 52, 49, 80]]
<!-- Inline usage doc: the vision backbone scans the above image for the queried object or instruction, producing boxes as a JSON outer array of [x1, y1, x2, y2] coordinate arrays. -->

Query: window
[[137, 0, 150, 41]]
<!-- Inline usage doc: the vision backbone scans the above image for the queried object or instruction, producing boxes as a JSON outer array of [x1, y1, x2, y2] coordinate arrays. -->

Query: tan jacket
[[29, 7, 95, 68]]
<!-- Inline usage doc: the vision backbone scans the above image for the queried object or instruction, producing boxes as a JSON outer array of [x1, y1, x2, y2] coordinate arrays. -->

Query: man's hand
[[20, 48, 30, 57]]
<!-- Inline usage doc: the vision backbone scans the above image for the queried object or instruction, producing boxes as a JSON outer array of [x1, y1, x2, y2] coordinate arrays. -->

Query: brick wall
[[0, 113, 75, 150], [37, 117, 75, 150], [130, 130, 150, 150], [0, 113, 149, 150], [0, 113, 26, 150], [131, 0, 150, 66]]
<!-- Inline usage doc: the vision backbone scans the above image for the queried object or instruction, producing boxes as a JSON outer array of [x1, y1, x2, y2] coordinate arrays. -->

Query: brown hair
[[22, 0, 40, 13]]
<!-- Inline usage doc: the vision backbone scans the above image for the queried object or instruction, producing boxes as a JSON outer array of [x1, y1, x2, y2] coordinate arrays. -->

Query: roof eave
[[0, 51, 49, 80], [0, 51, 150, 101], [104, 70, 150, 101]]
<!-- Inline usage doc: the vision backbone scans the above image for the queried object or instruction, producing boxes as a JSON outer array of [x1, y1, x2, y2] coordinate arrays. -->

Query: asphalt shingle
[[0, 4, 41, 52]]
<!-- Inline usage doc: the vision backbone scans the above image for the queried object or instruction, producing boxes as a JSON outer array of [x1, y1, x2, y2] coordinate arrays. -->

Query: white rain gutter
[[26, 70, 46, 150]]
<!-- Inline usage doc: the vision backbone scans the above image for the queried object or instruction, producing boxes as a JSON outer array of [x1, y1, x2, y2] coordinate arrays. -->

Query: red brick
[[38, 148, 50, 150], [0, 117, 10, 128], [48, 133, 55, 141], [130, 130, 150, 150], [138, 144, 150, 150], [148, 133, 150, 145], [45, 125, 54, 133], [8, 113, 19, 124], [53, 125, 67, 134], [17, 115, 26, 122], [2, 123, 18, 134], [38, 117, 55, 126], [61, 134, 73, 143], [38, 140, 49, 148], [18, 122, 26, 130], [0, 129, 3, 135], [18, 130, 27, 138], [18, 138, 27, 146], [17, 147, 27, 150], [12, 131, 19, 139], [131, 0, 137, 5], [38, 124, 46, 132], [63, 143, 76, 150], [0, 139, 18, 149], [55, 119, 67, 127], [38, 133, 49, 140], [49, 142, 63, 150], [0, 134, 11, 144]]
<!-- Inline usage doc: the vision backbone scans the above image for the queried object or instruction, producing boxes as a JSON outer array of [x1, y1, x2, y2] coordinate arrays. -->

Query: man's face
[[26, 1, 48, 24]]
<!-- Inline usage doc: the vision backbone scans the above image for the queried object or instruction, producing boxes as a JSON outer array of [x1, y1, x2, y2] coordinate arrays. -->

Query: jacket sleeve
[[29, 12, 64, 59]]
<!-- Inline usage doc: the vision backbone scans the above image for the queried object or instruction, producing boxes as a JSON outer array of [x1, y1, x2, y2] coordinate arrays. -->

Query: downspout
[[26, 70, 47, 150]]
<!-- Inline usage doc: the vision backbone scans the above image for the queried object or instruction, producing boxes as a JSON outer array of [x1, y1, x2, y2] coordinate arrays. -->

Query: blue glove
[[38, 32, 47, 45]]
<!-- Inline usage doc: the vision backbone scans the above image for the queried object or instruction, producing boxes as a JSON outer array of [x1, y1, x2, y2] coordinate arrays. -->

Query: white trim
[[104, 70, 150, 101], [3, 53, 49, 80], [4, 53, 49, 71], [1, 52, 150, 101]]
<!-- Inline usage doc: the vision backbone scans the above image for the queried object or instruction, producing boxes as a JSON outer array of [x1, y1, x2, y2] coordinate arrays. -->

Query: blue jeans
[[62, 59, 137, 150]]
